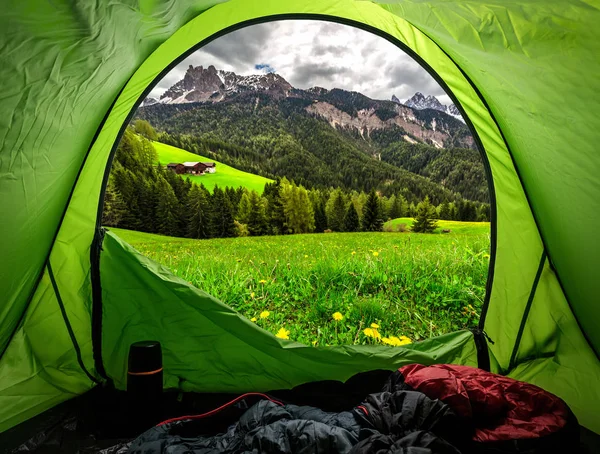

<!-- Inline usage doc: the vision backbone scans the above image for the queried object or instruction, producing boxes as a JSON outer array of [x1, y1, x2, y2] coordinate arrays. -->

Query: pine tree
[[343, 202, 360, 232], [280, 182, 315, 234], [102, 182, 127, 227], [113, 166, 142, 230], [137, 179, 158, 233], [237, 191, 252, 224], [408, 202, 417, 217], [264, 179, 285, 235], [326, 190, 346, 232], [210, 186, 236, 238], [155, 176, 181, 236], [411, 196, 438, 233], [438, 201, 452, 220], [247, 191, 268, 236], [388, 194, 407, 219], [313, 200, 328, 233], [187, 185, 211, 239], [362, 189, 383, 232]]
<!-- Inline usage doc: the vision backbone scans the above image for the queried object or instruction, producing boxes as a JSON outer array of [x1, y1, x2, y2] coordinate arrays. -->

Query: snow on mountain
[[145, 66, 465, 127], [157, 65, 293, 104], [401, 92, 464, 123]]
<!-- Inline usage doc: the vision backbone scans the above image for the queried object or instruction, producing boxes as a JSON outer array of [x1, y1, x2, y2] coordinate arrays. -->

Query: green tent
[[1, 0, 599, 437]]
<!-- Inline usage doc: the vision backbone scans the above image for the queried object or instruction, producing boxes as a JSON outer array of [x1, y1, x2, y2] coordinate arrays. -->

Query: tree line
[[103, 126, 489, 240], [136, 92, 486, 204]]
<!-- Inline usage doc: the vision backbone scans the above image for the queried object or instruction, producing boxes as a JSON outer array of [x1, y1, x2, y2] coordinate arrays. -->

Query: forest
[[102, 124, 489, 240], [136, 92, 488, 205]]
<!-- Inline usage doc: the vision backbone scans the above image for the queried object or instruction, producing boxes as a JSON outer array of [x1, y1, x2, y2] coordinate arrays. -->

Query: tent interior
[[0, 0, 599, 451]]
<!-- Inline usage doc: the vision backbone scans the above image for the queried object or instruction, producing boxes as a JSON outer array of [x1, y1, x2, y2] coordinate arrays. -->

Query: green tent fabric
[[1, 0, 599, 435]]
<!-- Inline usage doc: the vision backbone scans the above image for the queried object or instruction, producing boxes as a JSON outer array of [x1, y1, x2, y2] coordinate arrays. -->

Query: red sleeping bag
[[394, 364, 578, 453]]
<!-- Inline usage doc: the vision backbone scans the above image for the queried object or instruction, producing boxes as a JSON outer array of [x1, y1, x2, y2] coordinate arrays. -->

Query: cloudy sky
[[149, 20, 451, 105]]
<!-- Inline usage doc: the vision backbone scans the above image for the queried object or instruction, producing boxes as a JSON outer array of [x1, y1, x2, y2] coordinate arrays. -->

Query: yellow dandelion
[[363, 327, 374, 337], [260, 310, 270, 319], [332, 312, 344, 321], [382, 337, 393, 346], [388, 336, 402, 346], [251, 317, 257, 322], [373, 251, 379, 257], [351, 251, 356, 255], [276, 328, 290, 340], [398, 335, 412, 345], [371, 329, 382, 340], [371, 323, 380, 329], [250, 292, 255, 298], [259, 279, 267, 284]]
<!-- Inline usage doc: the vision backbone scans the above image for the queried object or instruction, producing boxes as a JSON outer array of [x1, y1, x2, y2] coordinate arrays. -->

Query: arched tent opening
[[0, 0, 598, 443], [101, 18, 495, 348]]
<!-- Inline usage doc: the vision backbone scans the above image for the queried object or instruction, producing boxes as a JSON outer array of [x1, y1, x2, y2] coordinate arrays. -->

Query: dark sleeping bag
[[127, 365, 579, 454]]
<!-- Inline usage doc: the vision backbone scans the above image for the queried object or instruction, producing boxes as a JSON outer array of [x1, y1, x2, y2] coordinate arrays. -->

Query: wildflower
[[363, 327, 374, 337], [260, 310, 270, 319], [332, 312, 344, 321], [371, 329, 382, 340], [304, 254, 308, 258], [373, 251, 379, 257], [398, 335, 412, 345], [371, 323, 380, 329], [259, 279, 267, 284], [251, 317, 257, 322], [276, 328, 290, 340], [351, 251, 356, 255], [250, 292, 255, 299]]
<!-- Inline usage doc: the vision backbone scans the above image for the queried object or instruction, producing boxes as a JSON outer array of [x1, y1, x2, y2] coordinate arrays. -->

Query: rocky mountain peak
[[159, 65, 292, 104], [391, 94, 401, 104], [404, 92, 464, 122]]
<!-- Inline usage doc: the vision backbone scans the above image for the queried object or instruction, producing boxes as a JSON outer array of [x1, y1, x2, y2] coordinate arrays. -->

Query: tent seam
[[0, 77, 129, 364], [507, 251, 547, 372], [47, 262, 99, 384]]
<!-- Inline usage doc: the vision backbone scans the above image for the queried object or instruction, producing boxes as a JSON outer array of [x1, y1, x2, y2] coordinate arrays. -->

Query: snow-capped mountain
[[398, 92, 464, 122], [159, 65, 293, 104], [151, 66, 462, 125], [143, 66, 470, 148]]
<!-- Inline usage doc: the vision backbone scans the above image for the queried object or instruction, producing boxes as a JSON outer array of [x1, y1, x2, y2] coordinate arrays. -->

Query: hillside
[[139, 95, 481, 205], [136, 66, 487, 204], [154, 141, 272, 193]]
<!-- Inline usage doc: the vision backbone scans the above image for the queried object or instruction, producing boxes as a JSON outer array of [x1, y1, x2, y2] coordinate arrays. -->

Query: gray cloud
[[290, 62, 350, 87], [201, 23, 274, 66], [148, 20, 453, 106]]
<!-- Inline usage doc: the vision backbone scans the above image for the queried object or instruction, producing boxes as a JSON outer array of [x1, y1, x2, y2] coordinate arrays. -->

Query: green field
[[110, 224, 490, 347], [385, 217, 490, 235], [153, 141, 272, 193]]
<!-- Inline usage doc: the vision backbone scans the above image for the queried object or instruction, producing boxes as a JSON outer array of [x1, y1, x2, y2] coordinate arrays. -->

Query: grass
[[153, 141, 272, 193], [110, 224, 490, 347], [385, 217, 490, 235]]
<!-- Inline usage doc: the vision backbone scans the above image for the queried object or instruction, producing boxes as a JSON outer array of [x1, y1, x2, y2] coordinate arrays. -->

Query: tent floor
[[2, 370, 599, 453]]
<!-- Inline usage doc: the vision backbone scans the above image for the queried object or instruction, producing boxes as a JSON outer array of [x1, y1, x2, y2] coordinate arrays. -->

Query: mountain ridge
[[147, 65, 472, 150]]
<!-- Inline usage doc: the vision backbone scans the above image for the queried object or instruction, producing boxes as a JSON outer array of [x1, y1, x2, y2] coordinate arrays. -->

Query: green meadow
[[153, 141, 272, 193], [385, 217, 490, 235], [110, 222, 490, 347]]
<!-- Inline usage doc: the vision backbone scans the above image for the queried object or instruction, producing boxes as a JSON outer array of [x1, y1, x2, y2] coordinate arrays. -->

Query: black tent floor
[[2, 370, 599, 453]]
